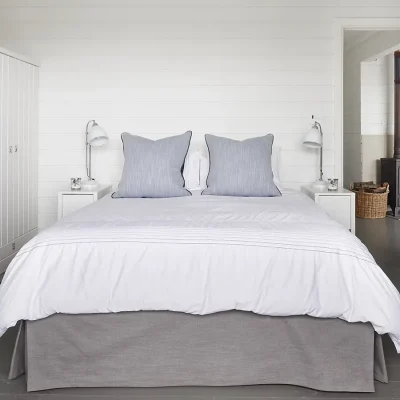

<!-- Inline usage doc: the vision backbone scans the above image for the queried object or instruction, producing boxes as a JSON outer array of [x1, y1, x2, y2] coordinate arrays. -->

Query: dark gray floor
[[0, 218, 399, 399]]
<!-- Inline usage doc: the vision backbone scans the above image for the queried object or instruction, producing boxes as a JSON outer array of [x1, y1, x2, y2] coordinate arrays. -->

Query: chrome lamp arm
[[314, 121, 323, 183], [85, 119, 96, 181]]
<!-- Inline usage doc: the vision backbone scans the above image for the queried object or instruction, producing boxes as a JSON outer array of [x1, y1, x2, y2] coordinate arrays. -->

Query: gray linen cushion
[[202, 134, 281, 197], [113, 131, 192, 198]]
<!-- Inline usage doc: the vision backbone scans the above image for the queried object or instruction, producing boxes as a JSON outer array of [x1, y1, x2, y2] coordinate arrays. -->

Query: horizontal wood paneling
[[0, 40, 334, 60], [38, 117, 334, 135], [361, 54, 395, 137], [37, 70, 333, 88], [0, 22, 334, 40], [39, 101, 334, 119], [38, 86, 335, 103], [38, 55, 334, 72], [0, 0, 398, 229]]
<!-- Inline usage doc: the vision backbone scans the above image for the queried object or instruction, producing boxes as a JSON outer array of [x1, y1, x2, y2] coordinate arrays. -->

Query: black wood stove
[[381, 51, 400, 217]]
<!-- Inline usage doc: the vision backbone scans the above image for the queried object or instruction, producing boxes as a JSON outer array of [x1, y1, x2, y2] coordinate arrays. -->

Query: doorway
[[343, 30, 400, 188], [334, 18, 400, 189]]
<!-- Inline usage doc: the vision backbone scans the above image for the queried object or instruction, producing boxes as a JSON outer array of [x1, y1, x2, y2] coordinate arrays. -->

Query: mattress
[[9, 311, 388, 392], [1, 190, 400, 351]]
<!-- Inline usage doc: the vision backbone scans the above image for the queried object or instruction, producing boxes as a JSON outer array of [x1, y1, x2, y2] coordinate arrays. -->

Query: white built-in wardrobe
[[0, 48, 39, 274]]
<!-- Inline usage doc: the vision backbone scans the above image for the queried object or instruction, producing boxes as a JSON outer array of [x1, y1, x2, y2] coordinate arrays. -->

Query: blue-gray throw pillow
[[202, 134, 281, 197], [113, 131, 192, 198]]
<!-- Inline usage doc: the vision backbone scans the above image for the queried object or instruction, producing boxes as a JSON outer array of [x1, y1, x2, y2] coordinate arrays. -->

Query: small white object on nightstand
[[58, 185, 112, 220], [301, 185, 356, 234]]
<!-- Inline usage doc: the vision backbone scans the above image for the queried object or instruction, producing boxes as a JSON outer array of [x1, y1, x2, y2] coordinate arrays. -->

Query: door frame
[[333, 18, 400, 184]]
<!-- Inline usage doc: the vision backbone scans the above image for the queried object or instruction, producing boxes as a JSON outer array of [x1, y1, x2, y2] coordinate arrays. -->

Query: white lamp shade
[[87, 124, 108, 147], [303, 125, 322, 148]]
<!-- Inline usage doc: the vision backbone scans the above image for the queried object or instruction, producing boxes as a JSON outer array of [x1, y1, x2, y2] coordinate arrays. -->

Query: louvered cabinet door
[[0, 54, 9, 249], [16, 59, 23, 239], [2, 59, 38, 244], [15, 58, 23, 239], [8, 56, 18, 244], [29, 64, 38, 232], [17, 60, 31, 237], [0, 49, 39, 274]]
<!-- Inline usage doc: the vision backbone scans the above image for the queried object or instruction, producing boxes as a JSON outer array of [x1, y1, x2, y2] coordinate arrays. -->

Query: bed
[[1, 190, 400, 392]]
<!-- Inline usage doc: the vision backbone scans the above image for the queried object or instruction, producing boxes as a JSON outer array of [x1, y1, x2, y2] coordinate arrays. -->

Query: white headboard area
[[1, 1, 397, 229], [91, 129, 323, 193]]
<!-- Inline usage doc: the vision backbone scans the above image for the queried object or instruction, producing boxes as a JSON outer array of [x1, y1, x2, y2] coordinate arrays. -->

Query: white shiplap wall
[[360, 54, 396, 182], [361, 54, 395, 136], [1, 0, 400, 229]]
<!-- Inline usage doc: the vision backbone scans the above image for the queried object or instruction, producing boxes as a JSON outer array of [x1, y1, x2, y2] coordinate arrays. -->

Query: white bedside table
[[58, 185, 112, 220], [301, 185, 356, 234]]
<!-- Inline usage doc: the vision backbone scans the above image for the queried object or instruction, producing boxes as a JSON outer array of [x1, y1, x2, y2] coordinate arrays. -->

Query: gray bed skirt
[[9, 311, 388, 392]]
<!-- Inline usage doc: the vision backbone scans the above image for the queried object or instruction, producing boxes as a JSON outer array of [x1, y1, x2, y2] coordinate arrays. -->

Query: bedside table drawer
[[317, 196, 351, 231], [61, 194, 93, 218]]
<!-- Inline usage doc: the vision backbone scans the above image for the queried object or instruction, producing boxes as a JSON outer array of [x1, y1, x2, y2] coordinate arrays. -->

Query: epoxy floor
[[0, 217, 399, 399]]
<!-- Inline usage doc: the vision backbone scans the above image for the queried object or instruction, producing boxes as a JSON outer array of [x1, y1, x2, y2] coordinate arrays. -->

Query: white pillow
[[183, 150, 204, 190], [184, 146, 282, 191], [272, 145, 282, 189]]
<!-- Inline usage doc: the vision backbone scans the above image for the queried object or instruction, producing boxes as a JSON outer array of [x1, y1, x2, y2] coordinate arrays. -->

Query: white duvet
[[1, 190, 400, 351]]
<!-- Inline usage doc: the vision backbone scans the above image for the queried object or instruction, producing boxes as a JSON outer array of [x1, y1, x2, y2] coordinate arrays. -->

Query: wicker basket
[[351, 185, 389, 219]]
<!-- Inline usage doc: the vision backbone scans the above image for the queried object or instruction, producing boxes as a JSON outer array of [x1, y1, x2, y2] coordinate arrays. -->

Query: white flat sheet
[[1, 190, 400, 351]]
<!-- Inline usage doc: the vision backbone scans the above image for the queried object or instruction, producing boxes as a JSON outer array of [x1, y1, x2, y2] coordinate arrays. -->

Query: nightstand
[[58, 185, 112, 220], [301, 185, 356, 234]]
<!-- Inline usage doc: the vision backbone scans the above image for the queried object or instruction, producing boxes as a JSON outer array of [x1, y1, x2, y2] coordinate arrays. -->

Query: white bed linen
[[1, 190, 400, 351]]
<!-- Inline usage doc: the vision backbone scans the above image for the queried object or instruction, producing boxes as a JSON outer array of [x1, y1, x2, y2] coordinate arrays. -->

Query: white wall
[[360, 54, 395, 182], [1, 1, 400, 229], [361, 54, 394, 137], [343, 30, 400, 188]]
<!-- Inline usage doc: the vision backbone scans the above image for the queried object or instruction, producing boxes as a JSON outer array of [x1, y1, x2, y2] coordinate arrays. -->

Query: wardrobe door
[[16, 59, 23, 238], [8, 57, 19, 243], [18, 60, 30, 236], [0, 54, 9, 248], [0, 49, 38, 273], [29, 64, 38, 232]]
